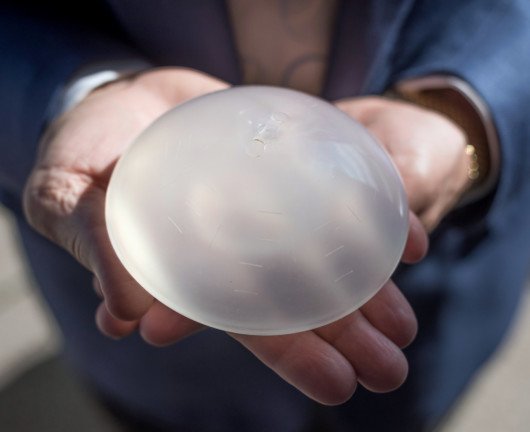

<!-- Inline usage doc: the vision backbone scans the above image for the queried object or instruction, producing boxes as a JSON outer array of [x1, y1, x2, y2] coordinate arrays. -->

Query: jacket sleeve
[[0, 2, 147, 198], [389, 0, 530, 225]]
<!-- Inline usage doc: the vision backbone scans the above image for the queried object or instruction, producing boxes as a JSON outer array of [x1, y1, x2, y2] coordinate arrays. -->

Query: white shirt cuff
[[46, 60, 152, 122]]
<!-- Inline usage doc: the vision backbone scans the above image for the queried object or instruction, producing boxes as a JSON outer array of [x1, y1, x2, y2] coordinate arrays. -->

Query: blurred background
[[0, 202, 529, 431]]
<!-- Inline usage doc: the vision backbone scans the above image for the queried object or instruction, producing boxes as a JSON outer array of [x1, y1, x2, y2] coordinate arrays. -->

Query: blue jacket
[[1, 1, 530, 431]]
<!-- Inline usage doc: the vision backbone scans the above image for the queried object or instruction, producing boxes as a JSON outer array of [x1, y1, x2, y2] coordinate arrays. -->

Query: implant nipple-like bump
[[246, 111, 290, 157]]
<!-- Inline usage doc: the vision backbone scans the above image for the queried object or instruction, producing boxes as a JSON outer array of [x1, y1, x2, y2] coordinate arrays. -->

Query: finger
[[139, 301, 204, 346], [92, 275, 104, 298], [420, 197, 458, 233], [23, 172, 154, 321], [315, 311, 409, 393], [334, 96, 386, 125], [360, 280, 417, 348], [418, 154, 472, 232], [419, 205, 443, 233], [137, 67, 229, 106], [72, 187, 154, 320], [232, 332, 356, 405], [95, 302, 139, 339], [402, 211, 429, 263]]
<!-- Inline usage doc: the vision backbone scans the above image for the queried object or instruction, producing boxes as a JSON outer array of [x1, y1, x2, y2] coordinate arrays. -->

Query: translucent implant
[[105, 86, 409, 335]]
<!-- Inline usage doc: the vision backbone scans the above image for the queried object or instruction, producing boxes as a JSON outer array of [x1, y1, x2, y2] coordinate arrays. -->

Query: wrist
[[46, 60, 152, 123], [388, 75, 500, 205]]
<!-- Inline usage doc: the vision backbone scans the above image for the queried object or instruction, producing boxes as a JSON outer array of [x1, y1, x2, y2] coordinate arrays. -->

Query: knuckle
[[23, 167, 94, 265], [104, 298, 130, 321], [25, 168, 90, 218], [68, 229, 89, 267], [104, 293, 147, 322]]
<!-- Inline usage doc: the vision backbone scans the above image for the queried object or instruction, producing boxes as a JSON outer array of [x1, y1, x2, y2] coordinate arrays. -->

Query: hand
[[335, 96, 473, 231], [24, 67, 229, 320], [23, 70, 428, 405]]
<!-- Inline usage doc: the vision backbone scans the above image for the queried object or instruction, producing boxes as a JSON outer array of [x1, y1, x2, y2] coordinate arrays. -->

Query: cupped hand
[[23, 70, 428, 406], [24, 67, 229, 319], [336, 96, 473, 231]]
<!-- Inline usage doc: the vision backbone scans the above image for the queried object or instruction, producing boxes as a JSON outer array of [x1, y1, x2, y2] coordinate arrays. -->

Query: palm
[[24, 68, 427, 405]]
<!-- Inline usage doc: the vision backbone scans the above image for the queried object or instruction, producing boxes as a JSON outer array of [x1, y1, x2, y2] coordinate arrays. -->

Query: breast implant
[[105, 86, 409, 335]]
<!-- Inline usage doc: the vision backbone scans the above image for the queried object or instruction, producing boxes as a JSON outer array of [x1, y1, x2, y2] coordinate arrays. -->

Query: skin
[[21, 67, 472, 406], [335, 97, 473, 232]]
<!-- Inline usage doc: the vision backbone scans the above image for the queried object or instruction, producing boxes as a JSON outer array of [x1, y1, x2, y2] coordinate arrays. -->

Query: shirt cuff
[[46, 60, 152, 123]]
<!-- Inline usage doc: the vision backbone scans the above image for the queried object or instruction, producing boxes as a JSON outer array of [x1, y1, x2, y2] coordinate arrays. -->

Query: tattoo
[[227, 0, 338, 95]]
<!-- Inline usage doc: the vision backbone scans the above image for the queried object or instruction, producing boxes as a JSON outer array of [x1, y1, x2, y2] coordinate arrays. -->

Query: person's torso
[[227, 0, 338, 95]]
